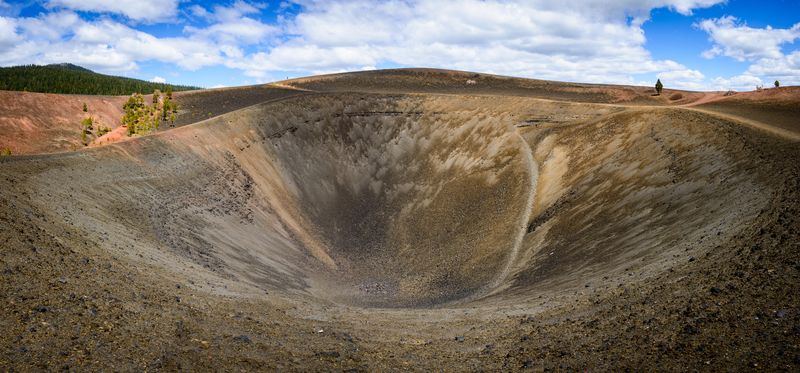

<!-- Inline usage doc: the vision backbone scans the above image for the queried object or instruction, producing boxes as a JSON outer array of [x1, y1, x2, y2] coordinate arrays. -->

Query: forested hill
[[0, 64, 202, 95]]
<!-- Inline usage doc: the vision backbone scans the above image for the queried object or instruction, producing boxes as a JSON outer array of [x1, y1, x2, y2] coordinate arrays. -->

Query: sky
[[0, 0, 798, 91]]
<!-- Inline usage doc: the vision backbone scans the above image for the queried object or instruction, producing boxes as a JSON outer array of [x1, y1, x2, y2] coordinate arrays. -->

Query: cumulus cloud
[[696, 16, 800, 61], [1, 0, 741, 88], [0, 11, 226, 73], [657, 69, 707, 90], [710, 75, 763, 91], [44, 0, 180, 22], [745, 51, 800, 86], [0, 16, 21, 52], [230, 0, 727, 82], [185, 2, 279, 45], [150, 76, 166, 83]]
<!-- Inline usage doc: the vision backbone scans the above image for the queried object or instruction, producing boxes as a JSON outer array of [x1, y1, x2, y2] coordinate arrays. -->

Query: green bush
[[82, 117, 94, 130], [655, 79, 663, 95]]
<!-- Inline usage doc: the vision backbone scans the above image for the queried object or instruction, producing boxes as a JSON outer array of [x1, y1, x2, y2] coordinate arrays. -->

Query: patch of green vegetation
[[0, 64, 201, 95], [122, 94, 161, 136], [82, 117, 94, 130], [2, 147, 10, 156], [97, 125, 111, 137]]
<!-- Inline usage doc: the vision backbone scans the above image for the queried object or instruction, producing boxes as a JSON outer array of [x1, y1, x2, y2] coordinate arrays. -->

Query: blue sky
[[0, 0, 798, 91]]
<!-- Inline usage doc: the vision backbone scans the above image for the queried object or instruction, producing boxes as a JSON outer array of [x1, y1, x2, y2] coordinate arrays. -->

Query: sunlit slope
[[488, 108, 769, 304], [1, 93, 769, 308]]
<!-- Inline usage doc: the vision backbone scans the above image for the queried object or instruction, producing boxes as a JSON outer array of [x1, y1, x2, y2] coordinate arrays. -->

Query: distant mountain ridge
[[0, 63, 202, 95], [46, 63, 95, 74]]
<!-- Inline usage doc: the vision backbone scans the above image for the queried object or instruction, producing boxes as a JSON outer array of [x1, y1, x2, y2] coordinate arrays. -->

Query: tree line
[[0, 64, 201, 95]]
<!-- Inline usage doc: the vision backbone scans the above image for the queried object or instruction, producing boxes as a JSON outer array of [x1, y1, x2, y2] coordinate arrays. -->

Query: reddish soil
[[0, 91, 128, 155], [693, 86, 800, 134]]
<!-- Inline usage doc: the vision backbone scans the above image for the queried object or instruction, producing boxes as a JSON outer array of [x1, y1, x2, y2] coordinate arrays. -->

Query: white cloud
[[188, 5, 212, 20], [656, 69, 707, 90], [150, 76, 166, 83], [17, 11, 80, 42], [1, 0, 741, 89], [184, 2, 279, 45], [700, 44, 722, 59], [185, 18, 278, 44], [696, 16, 800, 61], [710, 75, 763, 91], [229, 0, 728, 83], [0, 16, 21, 52], [44, 0, 180, 22], [745, 51, 800, 86], [0, 12, 225, 73]]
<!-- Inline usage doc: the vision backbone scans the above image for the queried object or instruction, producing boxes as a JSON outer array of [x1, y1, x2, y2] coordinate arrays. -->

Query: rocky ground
[[1, 69, 799, 372]]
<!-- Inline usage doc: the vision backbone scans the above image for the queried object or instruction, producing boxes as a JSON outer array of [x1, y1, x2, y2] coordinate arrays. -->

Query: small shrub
[[724, 90, 737, 96], [97, 125, 111, 136], [82, 102, 87, 112], [82, 117, 94, 130], [2, 147, 10, 155], [655, 79, 663, 95], [669, 92, 684, 101], [775, 80, 780, 88]]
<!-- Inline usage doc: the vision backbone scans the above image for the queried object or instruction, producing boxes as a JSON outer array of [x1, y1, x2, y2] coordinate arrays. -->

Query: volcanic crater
[[1, 69, 799, 371]]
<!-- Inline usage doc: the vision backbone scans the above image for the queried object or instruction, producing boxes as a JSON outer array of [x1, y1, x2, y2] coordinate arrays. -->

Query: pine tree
[[166, 87, 173, 100], [82, 117, 94, 130], [0, 65, 201, 95], [162, 98, 171, 119], [655, 79, 663, 95], [127, 121, 136, 136], [775, 80, 780, 88], [83, 102, 87, 112]]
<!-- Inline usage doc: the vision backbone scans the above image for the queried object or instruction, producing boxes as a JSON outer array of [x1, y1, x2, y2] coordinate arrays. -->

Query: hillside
[[0, 64, 201, 95], [278, 68, 710, 105]]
